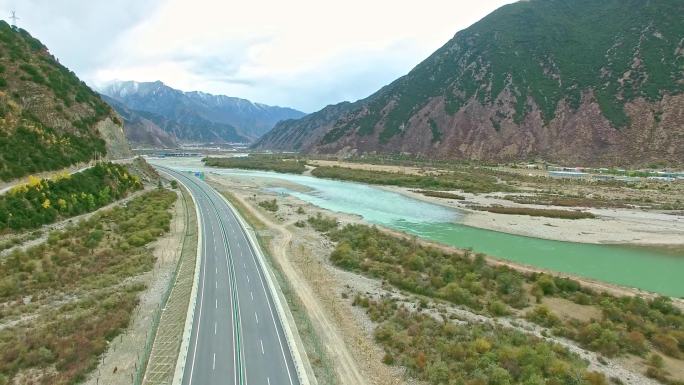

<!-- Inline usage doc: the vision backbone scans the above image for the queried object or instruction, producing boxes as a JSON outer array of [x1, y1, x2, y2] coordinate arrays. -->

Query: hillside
[[101, 80, 305, 143], [101, 94, 177, 148], [0, 21, 130, 181], [254, 0, 684, 166]]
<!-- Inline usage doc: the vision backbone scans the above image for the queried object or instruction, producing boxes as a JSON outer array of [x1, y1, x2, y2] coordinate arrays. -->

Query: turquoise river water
[[151, 157, 684, 297]]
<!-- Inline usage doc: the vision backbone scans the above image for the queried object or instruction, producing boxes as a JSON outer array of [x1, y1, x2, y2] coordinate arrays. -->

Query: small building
[[549, 171, 589, 179]]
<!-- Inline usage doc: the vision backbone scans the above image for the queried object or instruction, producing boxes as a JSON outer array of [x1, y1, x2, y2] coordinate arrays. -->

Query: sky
[[0, 0, 516, 112]]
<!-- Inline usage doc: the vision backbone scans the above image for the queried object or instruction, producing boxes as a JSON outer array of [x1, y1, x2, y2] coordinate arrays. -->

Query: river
[[150, 157, 684, 297]]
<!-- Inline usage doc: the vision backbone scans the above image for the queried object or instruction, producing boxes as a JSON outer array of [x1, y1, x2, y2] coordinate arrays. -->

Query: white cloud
[[1, 0, 516, 112]]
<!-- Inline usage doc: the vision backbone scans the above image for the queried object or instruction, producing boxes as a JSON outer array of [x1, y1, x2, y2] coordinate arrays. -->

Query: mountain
[[0, 21, 130, 181], [101, 80, 305, 144], [254, 0, 684, 166], [100, 95, 177, 148]]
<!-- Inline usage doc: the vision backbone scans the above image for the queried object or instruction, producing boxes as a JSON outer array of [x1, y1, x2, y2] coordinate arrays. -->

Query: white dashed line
[[215, 299, 218, 309], [255, 312, 259, 324], [214, 322, 217, 335], [250, 291, 253, 301], [260, 339, 265, 355], [212, 353, 216, 371]]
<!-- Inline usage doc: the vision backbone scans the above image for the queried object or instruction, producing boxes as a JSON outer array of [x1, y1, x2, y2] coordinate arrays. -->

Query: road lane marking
[[213, 353, 216, 371], [215, 299, 218, 308], [215, 280, 217, 289], [246, 275, 250, 283], [250, 291, 253, 301], [255, 312, 259, 324], [267, 377, 271, 385], [260, 339, 264, 355], [215, 322, 217, 335]]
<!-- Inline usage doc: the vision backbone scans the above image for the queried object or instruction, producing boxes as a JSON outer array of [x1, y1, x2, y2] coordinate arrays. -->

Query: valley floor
[[206, 172, 683, 385], [308, 159, 684, 247]]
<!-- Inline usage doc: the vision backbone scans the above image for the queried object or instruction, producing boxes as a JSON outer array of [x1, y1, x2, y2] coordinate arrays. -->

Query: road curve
[[158, 166, 301, 385]]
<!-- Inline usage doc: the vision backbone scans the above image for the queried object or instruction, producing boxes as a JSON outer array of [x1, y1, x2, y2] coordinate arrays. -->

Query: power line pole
[[10, 10, 19, 27]]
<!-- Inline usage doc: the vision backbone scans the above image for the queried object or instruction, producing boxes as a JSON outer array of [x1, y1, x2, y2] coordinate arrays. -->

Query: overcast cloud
[[1, 0, 515, 112]]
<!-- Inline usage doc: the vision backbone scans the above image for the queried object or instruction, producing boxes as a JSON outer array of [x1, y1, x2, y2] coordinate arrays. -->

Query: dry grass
[[541, 297, 602, 323]]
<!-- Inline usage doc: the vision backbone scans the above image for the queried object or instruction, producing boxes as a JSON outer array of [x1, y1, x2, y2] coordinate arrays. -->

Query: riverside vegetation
[[354, 295, 605, 385], [309, 217, 684, 385], [310, 166, 514, 193], [0, 189, 176, 384], [0, 163, 142, 231], [204, 155, 307, 174]]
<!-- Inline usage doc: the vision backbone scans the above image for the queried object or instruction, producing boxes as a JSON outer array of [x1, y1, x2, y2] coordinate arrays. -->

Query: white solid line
[[260, 339, 265, 355], [255, 312, 259, 324]]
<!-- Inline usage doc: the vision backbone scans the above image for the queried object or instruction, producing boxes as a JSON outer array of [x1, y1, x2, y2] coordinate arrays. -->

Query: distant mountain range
[[0, 21, 129, 181], [255, 0, 684, 166], [101, 81, 305, 147]]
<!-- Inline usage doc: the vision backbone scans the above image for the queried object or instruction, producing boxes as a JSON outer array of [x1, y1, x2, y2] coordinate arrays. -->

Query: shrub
[[307, 213, 338, 233], [526, 305, 561, 328], [258, 199, 278, 212]]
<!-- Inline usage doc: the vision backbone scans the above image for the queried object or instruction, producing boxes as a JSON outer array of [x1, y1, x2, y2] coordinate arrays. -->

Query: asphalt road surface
[[158, 166, 300, 385]]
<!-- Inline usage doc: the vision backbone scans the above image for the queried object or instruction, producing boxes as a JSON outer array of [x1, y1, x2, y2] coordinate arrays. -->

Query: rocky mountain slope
[[101, 80, 305, 144], [0, 21, 130, 181], [254, 0, 684, 166], [101, 95, 177, 148]]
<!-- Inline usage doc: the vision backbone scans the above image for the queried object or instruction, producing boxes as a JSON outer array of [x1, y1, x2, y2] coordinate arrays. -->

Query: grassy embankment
[[0, 189, 176, 385], [203, 155, 307, 174], [308, 217, 684, 385]]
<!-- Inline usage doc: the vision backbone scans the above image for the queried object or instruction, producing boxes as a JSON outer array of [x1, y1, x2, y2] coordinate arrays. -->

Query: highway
[[158, 166, 300, 385]]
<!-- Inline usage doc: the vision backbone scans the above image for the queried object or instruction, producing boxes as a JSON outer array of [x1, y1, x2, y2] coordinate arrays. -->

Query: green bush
[[307, 213, 338, 233], [258, 199, 278, 212]]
